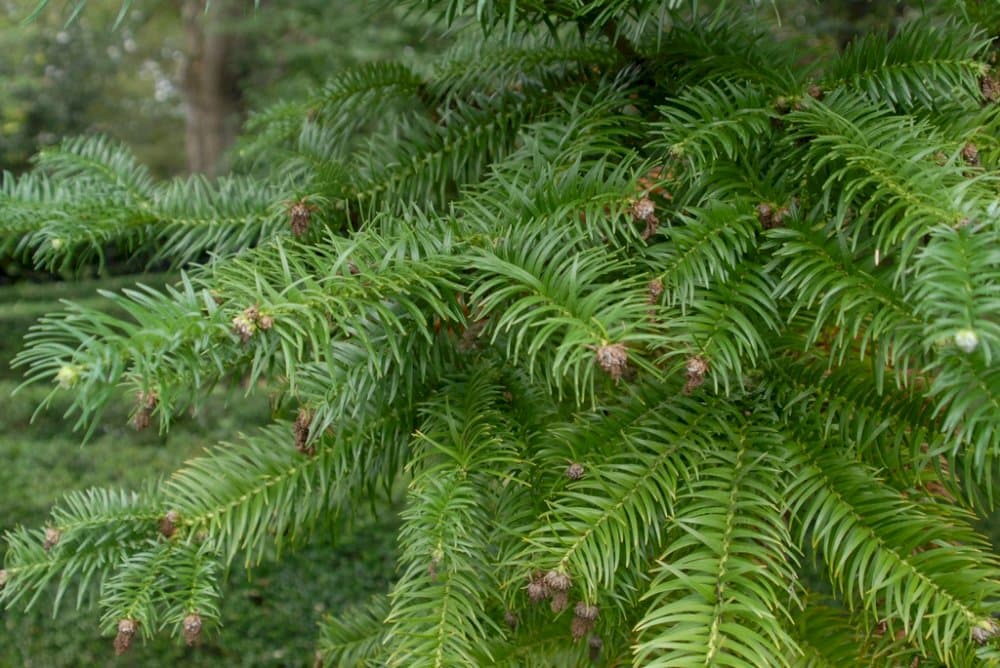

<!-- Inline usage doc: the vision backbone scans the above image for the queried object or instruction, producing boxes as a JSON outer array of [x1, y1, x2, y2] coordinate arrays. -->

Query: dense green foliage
[[0, 278, 398, 666], [2, 1, 1000, 666]]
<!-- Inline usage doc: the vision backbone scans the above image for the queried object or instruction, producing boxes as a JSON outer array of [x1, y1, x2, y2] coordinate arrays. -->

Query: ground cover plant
[[2, 1, 1000, 666]]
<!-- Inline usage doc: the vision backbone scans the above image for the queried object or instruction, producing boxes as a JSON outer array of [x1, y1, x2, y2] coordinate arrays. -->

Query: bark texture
[[179, 0, 244, 175]]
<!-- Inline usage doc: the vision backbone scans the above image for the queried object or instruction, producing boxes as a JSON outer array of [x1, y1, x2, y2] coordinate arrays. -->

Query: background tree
[[2, 1, 1000, 667]]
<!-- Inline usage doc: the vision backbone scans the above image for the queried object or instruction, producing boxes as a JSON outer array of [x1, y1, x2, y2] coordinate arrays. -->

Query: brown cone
[[574, 602, 599, 621], [183, 613, 203, 646], [571, 615, 594, 640], [982, 73, 999, 103], [114, 619, 138, 656], [294, 409, 315, 456], [595, 343, 628, 381], [543, 570, 572, 592], [43, 527, 61, 552], [588, 635, 603, 661], [526, 579, 549, 604], [159, 510, 180, 539], [684, 355, 709, 394]]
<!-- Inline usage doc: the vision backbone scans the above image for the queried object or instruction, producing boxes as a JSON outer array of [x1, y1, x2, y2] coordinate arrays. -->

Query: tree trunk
[[179, 0, 243, 176]]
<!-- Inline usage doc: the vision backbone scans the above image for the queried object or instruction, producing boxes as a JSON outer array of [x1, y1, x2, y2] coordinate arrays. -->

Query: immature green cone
[[55, 364, 82, 390], [972, 619, 999, 645], [954, 329, 979, 354]]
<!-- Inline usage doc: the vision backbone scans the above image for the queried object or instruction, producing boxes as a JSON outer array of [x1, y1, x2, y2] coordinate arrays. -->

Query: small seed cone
[[595, 343, 628, 381], [571, 615, 594, 640], [543, 570, 572, 592], [114, 618, 138, 656], [574, 602, 599, 621], [293, 408, 315, 456], [526, 579, 549, 604], [588, 635, 603, 661], [43, 527, 61, 551], [159, 510, 180, 539], [183, 613, 203, 646]]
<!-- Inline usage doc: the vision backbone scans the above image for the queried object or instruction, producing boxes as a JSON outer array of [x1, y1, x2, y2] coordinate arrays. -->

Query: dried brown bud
[[571, 614, 594, 640], [982, 73, 1000, 103], [232, 314, 256, 343], [183, 613, 203, 646], [43, 527, 61, 551], [289, 201, 316, 237], [159, 510, 180, 539], [574, 602, 599, 621], [0, 569, 8, 589], [114, 618, 139, 656], [595, 343, 628, 381], [565, 462, 585, 480], [258, 314, 274, 331], [526, 580, 549, 604], [755, 202, 774, 227], [807, 84, 824, 100], [132, 391, 158, 431], [588, 635, 603, 661], [684, 355, 709, 395], [550, 590, 569, 613], [504, 610, 518, 629], [544, 570, 572, 592], [293, 409, 315, 456], [647, 278, 664, 304], [631, 197, 656, 222], [962, 142, 980, 167], [631, 197, 659, 240], [758, 202, 788, 230]]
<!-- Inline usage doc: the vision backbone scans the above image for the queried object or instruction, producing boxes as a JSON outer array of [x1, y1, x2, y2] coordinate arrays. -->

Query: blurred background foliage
[[1, 0, 995, 665]]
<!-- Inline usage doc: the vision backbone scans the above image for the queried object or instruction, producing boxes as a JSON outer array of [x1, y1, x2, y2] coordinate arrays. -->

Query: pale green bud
[[954, 329, 979, 354]]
